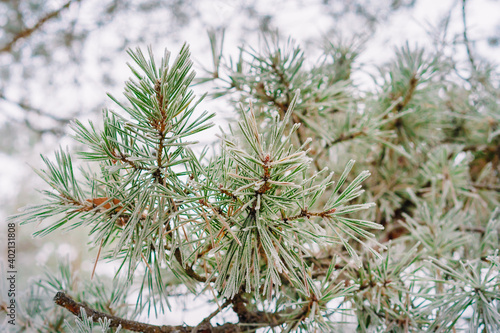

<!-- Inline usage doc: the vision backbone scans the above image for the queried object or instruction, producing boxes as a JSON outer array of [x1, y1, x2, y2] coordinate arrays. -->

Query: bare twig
[[0, 93, 72, 123], [23, 117, 66, 136], [461, 0, 477, 72], [0, 93, 72, 136], [195, 299, 232, 329], [0, 0, 75, 53]]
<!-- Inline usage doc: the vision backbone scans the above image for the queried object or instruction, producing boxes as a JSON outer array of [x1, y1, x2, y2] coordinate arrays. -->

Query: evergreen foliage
[[3, 30, 500, 332]]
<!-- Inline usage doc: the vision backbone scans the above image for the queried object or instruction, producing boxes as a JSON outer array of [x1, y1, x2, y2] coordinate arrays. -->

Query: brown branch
[[330, 130, 366, 146], [25, 118, 66, 135], [55, 290, 312, 332], [54, 291, 183, 332], [458, 225, 485, 234], [461, 0, 476, 72], [393, 74, 418, 112], [0, 0, 75, 53], [256, 155, 272, 195], [218, 185, 239, 201], [112, 151, 148, 171], [195, 299, 232, 329], [152, 79, 168, 184], [0, 111, 67, 136], [0, 302, 8, 313], [230, 292, 313, 331], [54, 291, 241, 333], [0, 93, 72, 123], [173, 247, 214, 283], [471, 182, 500, 191], [282, 208, 337, 223]]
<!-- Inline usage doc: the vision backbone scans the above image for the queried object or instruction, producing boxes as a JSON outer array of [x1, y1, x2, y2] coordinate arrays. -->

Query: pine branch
[[54, 292, 241, 333], [15, 34, 499, 332], [0, 0, 75, 53], [55, 291, 310, 332], [153, 79, 167, 184]]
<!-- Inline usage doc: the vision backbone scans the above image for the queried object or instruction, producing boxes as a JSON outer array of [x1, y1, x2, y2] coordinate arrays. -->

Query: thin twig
[[0, 0, 75, 53], [393, 74, 418, 112], [230, 291, 311, 330], [461, 0, 477, 72], [0, 93, 72, 123], [282, 208, 337, 222], [458, 225, 485, 234], [91, 239, 104, 280], [173, 248, 215, 283], [196, 299, 231, 328], [471, 182, 500, 191]]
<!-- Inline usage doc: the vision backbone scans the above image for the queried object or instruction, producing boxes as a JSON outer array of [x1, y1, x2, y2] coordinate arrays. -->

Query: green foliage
[[65, 308, 121, 333], [7, 29, 500, 332]]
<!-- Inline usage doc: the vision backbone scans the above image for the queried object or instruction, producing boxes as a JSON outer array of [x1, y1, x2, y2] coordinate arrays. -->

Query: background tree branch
[[0, 0, 76, 53]]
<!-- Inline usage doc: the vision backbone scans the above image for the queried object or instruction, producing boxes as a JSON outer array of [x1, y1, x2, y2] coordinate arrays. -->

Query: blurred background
[[1, 0, 499, 325]]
